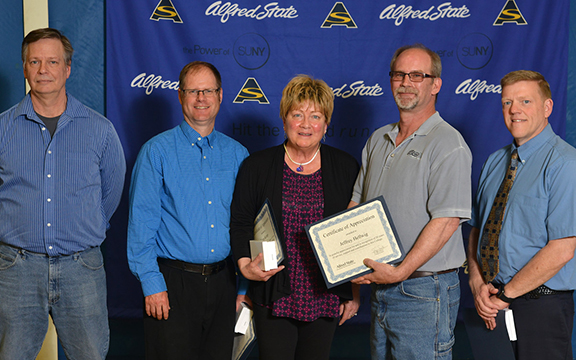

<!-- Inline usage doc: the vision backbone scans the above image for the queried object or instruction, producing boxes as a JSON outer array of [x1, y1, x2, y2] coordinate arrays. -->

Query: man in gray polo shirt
[[351, 44, 472, 359]]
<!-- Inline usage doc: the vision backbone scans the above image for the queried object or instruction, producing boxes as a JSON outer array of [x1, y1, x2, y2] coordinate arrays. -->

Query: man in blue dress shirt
[[0, 28, 126, 359], [127, 61, 249, 359], [467, 70, 576, 359]]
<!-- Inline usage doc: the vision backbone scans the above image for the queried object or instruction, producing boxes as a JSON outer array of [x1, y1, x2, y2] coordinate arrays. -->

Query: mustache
[[395, 86, 418, 94]]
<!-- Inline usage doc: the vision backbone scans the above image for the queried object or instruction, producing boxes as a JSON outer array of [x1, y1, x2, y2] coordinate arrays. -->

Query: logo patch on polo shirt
[[407, 150, 421, 159]]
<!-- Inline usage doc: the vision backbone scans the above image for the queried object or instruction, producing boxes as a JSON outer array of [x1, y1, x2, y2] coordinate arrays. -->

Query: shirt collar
[[15, 92, 89, 126], [512, 123, 555, 162], [386, 111, 442, 143], [179, 121, 216, 147]]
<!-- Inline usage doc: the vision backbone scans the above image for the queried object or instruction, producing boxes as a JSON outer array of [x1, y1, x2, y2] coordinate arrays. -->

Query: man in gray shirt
[[351, 44, 472, 359]]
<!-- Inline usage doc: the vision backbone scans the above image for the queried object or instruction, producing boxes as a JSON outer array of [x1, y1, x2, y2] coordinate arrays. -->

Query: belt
[[157, 258, 226, 275], [524, 285, 573, 299], [407, 268, 457, 279]]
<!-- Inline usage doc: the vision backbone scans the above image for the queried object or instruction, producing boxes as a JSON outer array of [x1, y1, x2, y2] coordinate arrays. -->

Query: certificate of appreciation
[[305, 196, 404, 288], [254, 199, 284, 265]]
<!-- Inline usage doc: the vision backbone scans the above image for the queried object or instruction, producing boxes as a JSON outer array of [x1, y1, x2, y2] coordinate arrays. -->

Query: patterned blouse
[[270, 163, 340, 322]]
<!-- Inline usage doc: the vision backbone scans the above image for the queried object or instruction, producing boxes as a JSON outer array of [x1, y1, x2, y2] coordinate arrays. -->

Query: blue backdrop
[[105, 0, 570, 321], [0, 0, 575, 356]]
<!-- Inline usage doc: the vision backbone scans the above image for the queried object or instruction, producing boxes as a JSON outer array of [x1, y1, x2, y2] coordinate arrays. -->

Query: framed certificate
[[305, 196, 404, 288], [254, 199, 284, 265]]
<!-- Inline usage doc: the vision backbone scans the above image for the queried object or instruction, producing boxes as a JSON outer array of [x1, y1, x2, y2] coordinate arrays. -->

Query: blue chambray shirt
[[127, 121, 249, 297], [470, 124, 576, 290], [0, 94, 126, 256]]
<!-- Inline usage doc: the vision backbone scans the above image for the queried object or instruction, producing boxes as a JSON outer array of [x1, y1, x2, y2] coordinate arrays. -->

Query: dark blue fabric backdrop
[[105, 0, 570, 323]]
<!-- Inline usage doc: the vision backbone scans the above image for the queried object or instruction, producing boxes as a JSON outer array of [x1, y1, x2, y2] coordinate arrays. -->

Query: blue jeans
[[370, 270, 460, 360], [0, 244, 109, 359]]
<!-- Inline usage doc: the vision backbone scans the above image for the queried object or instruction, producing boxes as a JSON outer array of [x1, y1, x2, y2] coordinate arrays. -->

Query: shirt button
[[211, 249, 214, 252], [47, 223, 51, 227], [41, 127, 46, 131], [206, 178, 209, 181], [203, 156, 206, 159], [48, 246, 53, 250], [197, 137, 201, 141], [47, 174, 51, 178], [48, 150, 52, 154], [390, 153, 395, 157], [208, 201, 212, 205], [211, 224, 214, 228], [47, 198, 51, 202], [191, 143, 195, 147]]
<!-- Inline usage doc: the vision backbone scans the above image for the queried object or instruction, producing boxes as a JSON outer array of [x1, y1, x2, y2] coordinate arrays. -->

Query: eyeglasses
[[389, 71, 436, 82], [180, 88, 220, 97]]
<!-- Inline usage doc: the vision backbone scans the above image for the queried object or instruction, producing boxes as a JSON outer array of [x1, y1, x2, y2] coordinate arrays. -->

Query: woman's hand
[[238, 255, 284, 282], [338, 283, 361, 325]]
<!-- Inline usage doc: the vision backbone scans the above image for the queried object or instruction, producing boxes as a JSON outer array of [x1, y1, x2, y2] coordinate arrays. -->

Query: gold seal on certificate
[[305, 196, 404, 288]]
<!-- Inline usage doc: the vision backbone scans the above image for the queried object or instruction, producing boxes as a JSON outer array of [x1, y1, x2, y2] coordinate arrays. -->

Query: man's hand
[[145, 291, 170, 320], [237, 254, 284, 282], [469, 279, 499, 329], [351, 259, 407, 285]]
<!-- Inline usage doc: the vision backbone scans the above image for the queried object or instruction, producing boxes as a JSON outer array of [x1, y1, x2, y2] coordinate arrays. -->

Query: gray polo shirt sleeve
[[427, 139, 472, 221]]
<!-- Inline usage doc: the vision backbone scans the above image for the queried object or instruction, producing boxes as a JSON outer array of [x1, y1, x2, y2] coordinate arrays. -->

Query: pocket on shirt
[[505, 193, 547, 240], [63, 152, 100, 189], [214, 170, 236, 207]]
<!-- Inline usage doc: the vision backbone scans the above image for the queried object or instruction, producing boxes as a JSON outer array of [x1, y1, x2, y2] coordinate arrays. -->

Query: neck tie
[[479, 150, 519, 282]]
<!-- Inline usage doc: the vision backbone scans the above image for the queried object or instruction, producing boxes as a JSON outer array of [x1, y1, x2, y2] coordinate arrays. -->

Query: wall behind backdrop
[[1, 0, 576, 355]]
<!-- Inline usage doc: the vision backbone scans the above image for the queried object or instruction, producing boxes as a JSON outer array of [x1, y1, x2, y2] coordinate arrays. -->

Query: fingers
[[145, 292, 170, 320], [363, 258, 378, 269], [351, 276, 371, 285], [338, 301, 360, 325], [484, 318, 497, 330]]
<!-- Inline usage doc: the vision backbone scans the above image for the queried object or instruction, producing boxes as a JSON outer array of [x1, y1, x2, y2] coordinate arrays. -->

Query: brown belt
[[408, 268, 457, 279], [157, 257, 226, 275]]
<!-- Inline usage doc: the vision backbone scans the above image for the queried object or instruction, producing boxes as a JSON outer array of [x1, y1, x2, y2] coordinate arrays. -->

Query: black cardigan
[[230, 143, 360, 305]]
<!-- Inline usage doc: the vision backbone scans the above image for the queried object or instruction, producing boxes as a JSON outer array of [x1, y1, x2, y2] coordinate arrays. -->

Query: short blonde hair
[[501, 70, 552, 100], [279, 75, 334, 125]]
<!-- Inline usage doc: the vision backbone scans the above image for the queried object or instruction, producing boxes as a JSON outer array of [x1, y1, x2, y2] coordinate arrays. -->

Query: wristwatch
[[496, 287, 515, 304]]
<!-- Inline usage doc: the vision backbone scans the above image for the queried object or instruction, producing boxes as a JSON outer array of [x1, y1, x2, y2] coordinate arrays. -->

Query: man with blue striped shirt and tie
[[0, 28, 126, 359]]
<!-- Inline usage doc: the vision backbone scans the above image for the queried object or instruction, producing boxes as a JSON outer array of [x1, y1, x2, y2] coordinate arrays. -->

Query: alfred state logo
[[493, 0, 527, 26], [233, 78, 270, 104], [321, 2, 357, 28], [150, 0, 183, 23]]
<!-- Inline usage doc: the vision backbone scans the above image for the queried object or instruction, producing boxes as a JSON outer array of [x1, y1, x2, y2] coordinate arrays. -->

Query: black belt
[[158, 258, 226, 275], [524, 285, 573, 299], [408, 268, 457, 279]]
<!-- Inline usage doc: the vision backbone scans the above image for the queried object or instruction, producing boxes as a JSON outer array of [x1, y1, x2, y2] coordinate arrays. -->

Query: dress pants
[[144, 259, 236, 360]]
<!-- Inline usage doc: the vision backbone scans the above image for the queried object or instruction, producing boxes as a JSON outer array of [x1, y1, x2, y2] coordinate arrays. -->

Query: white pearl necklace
[[283, 143, 321, 172]]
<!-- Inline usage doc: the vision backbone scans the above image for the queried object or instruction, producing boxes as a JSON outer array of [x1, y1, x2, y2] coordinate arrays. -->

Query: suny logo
[[233, 33, 270, 70]]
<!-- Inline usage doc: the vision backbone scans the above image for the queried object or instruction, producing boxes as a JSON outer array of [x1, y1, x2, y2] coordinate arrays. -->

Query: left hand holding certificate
[[238, 199, 285, 282], [305, 197, 404, 288]]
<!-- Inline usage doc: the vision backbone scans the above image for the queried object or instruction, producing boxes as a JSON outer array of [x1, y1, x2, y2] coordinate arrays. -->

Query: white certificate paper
[[305, 196, 404, 288], [254, 199, 284, 265]]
